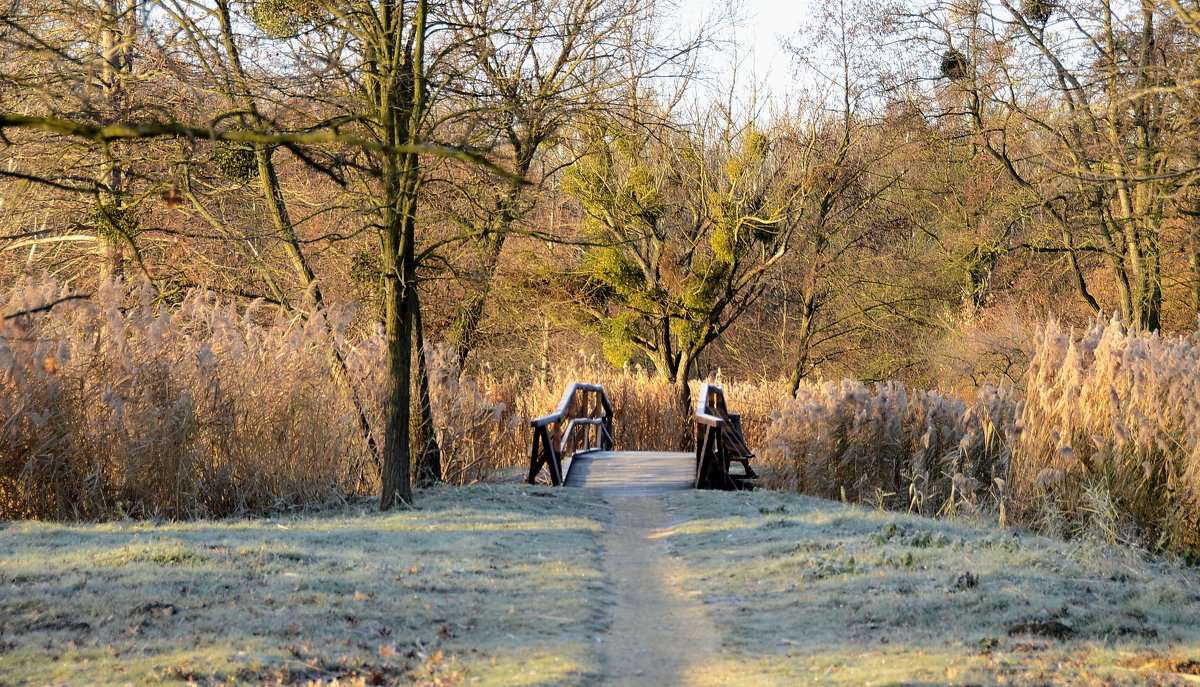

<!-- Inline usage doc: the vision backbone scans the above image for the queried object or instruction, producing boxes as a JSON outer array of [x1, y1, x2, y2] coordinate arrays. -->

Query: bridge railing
[[525, 382, 614, 485], [694, 383, 756, 490]]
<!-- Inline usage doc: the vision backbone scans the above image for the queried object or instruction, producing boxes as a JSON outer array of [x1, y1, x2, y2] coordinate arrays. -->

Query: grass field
[[660, 489, 1200, 686], [0, 486, 609, 687], [3, 485, 1200, 686]]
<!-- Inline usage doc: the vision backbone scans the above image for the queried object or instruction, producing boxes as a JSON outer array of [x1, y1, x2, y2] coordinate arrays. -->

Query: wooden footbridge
[[525, 382, 756, 495]]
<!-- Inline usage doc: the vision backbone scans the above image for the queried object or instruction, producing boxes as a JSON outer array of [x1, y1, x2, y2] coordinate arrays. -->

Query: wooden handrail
[[532, 382, 613, 427], [695, 382, 728, 427], [693, 383, 756, 490], [526, 382, 614, 486]]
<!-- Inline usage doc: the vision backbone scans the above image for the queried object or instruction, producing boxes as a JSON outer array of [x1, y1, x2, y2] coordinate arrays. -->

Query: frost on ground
[[0, 485, 608, 687], [5, 486, 1200, 687], [660, 489, 1200, 686]]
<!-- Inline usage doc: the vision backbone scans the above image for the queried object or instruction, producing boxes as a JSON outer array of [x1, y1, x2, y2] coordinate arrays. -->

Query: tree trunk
[[255, 147, 381, 474], [1063, 230, 1102, 316], [96, 0, 132, 279], [380, 243, 414, 508], [1135, 221, 1163, 331], [410, 289, 442, 486], [539, 315, 551, 384], [380, 0, 428, 509], [449, 230, 505, 365], [216, 0, 381, 482], [786, 293, 818, 397], [672, 361, 693, 451], [448, 177, 527, 367], [379, 141, 419, 509]]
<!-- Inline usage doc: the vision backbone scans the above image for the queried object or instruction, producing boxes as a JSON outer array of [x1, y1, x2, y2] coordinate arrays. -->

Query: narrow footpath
[[597, 495, 741, 687]]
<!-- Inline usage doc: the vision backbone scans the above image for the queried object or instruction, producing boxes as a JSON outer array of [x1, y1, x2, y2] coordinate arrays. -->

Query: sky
[[665, 0, 819, 110], [731, 0, 814, 102]]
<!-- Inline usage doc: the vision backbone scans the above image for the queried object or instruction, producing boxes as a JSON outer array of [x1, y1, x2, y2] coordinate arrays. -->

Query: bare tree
[[896, 0, 1200, 329]]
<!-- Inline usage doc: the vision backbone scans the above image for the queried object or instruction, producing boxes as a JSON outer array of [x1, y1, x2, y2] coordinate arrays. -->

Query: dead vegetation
[[0, 278, 782, 520], [0, 278, 373, 520], [759, 318, 1200, 556], [6, 274, 1200, 562], [758, 378, 1014, 515], [1009, 318, 1200, 553]]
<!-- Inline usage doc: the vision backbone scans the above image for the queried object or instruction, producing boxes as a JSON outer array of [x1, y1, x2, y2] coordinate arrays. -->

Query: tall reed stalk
[[758, 379, 1014, 515]]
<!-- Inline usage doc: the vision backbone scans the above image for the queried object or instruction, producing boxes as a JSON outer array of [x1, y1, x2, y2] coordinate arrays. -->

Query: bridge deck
[[563, 450, 695, 496]]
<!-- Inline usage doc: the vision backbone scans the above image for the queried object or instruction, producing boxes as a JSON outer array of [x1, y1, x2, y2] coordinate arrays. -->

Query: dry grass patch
[[659, 489, 1200, 686], [1011, 319, 1200, 552], [0, 485, 609, 687]]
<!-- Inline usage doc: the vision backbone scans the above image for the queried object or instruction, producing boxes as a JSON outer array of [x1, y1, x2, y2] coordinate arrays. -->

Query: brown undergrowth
[[7, 275, 1200, 556], [0, 278, 374, 520], [759, 318, 1200, 555], [0, 278, 777, 520]]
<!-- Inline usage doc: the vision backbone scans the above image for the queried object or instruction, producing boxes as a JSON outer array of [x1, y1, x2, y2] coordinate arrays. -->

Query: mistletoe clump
[[250, 0, 320, 39], [1022, 0, 1054, 25], [941, 49, 969, 80], [88, 201, 140, 241], [213, 142, 257, 181], [348, 249, 381, 286]]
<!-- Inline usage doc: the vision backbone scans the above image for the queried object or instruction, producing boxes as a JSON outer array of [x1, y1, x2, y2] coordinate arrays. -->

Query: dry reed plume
[[424, 344, 526, 485], [10, 274, 1198, 556], [0, 278, 376, 519], [1011, 319, 1200, 552], [758, 379, 1014, 516], [759, 318, 1200, 555]]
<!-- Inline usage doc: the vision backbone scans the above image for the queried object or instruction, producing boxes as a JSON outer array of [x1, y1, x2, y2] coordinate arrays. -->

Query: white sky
[[666, 0, 819, 113], [736, 0, 813, 100]]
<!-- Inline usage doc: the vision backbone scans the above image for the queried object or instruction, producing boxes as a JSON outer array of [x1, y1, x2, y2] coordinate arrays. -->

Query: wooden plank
[[563, 450, 696, 495]]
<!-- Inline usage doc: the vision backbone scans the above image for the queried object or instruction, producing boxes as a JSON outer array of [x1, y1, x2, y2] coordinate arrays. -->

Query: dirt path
[[597, 495, 739, 687]]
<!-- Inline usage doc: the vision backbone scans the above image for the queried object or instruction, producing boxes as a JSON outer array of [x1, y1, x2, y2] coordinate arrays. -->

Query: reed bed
[[424, 344, 527, 485], [7, 275, 1200, 555], [0, 278, 374, 520], [0, 278, 551, 518], [758, 318, 1200, 555], [1010, 319, 1200, 552], [757, 379, 1015, 515], [3, 280, 775, 518]]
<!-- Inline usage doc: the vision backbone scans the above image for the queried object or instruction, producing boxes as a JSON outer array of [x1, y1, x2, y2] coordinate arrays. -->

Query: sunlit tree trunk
[[379, 0, 428, 509], [410, 287, 441, 485]]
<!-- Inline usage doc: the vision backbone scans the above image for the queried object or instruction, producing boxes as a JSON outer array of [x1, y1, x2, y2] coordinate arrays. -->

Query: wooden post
[[546, 429, 563, 486]]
